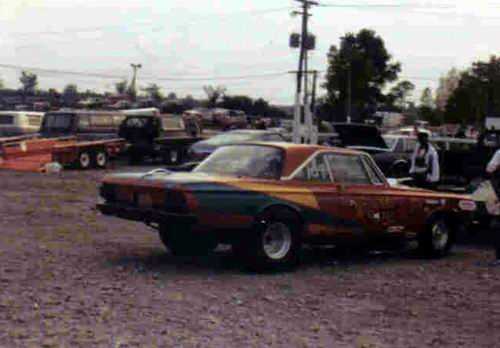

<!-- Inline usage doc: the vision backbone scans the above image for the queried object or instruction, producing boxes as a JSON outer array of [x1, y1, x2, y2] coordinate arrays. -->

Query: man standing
[[409, 132, 440, 190], [486, 149, 500, 262]]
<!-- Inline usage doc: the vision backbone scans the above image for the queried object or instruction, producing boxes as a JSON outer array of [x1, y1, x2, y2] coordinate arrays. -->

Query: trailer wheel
[[78, 151, 92, 170], [93, 150, 108, 169]]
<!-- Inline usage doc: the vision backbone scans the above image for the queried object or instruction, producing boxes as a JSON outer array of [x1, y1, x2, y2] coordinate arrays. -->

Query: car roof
[[229, 142, 364, 177]]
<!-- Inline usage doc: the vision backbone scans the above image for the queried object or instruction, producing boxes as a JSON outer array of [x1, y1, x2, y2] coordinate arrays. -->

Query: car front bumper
[[96, 202, 197, 225]]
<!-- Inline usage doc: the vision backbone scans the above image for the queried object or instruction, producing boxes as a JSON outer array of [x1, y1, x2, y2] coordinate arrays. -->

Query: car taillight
[[165, 190, 189, 213]]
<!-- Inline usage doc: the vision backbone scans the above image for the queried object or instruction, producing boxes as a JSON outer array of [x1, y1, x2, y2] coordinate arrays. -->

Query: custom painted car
[[96, 142, 477, 271]]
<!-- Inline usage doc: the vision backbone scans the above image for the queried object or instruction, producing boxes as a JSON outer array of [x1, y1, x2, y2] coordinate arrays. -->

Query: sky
[[0, 0, 500, 104]]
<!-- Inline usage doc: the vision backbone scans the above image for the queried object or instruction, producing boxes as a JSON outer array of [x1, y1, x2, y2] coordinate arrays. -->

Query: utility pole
[[129, 63, 142, 101], [291, 0, 318, 144], [346, 63, 352, 124]]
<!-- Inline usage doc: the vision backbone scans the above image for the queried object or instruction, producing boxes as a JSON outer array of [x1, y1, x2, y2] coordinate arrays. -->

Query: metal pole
[[346, 63, 352, 124]]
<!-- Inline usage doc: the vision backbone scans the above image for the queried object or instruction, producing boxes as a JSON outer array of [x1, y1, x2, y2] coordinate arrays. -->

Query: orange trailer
[[0, 137, 125, 172]]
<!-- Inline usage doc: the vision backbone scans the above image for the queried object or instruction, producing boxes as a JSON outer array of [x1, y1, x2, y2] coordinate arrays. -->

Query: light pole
[[129, 63, 142, 101]]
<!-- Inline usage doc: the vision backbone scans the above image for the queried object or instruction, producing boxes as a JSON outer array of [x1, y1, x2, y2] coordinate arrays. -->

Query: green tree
[[62, 84, 79, 107], [167, 92, 177, 101], [219, 95, 254, 114], [436, 68, 460, 111], [387, 80, 415, 110], [323, 29, 401, 121], [143, 83, 163, 103], [115, 80, 128, 95], [420, 87, 434, 108], [203, 85, 226, 107], [19, 71, 38, 99], [444, 56, 500, 125]]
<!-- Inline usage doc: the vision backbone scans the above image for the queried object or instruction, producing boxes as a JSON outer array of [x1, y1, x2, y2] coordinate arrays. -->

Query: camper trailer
[[0, 111, 44, 136]]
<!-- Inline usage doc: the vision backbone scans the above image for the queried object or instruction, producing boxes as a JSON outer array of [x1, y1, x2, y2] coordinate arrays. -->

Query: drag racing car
[[97, 143, 477, 271]]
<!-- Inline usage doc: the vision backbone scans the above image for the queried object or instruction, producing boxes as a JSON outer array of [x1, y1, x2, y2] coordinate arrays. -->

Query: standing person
[[409, 132, 440, 190], [486, 149, 500, 262]]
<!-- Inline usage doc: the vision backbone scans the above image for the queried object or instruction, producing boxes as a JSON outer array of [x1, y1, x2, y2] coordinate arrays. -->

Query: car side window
[[325, 154, 371, 185], [293, 154, 332, 183]]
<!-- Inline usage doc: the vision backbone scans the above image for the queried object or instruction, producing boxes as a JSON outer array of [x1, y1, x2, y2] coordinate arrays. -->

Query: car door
[[290, 152, 362, 240], [323, 153, 389, 240]]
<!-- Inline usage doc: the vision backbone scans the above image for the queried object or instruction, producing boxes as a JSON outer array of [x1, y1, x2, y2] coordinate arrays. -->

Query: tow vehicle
[[0, 110, 127, 172], [97, 142, 476, 271]]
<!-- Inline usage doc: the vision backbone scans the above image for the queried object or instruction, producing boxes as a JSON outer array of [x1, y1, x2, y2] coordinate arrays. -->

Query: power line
[[0, 63, 289, 82], [9, 6, 293, 37]]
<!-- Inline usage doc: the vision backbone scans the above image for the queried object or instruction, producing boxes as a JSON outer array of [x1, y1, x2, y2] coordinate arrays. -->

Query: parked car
[[321, 123, 408, 177], [188, 129, 285, 161], [0, 111, 44, 137], [97, 143, 476, 271], [212, 109, 247, 130], [118, 114, 203, 165], [40, 110, 126, 140]]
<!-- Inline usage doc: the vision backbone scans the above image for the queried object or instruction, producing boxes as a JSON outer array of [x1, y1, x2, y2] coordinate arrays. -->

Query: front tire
[[237, 209, 302, 272], [159, 224, 218, 256], [78, 151, 92, 169], [418, 217, 454, 258]]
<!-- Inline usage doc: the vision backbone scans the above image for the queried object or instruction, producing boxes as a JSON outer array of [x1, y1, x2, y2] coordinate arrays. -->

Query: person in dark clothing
[[409, 132, 440, 190], [486, 149, 500, 262]]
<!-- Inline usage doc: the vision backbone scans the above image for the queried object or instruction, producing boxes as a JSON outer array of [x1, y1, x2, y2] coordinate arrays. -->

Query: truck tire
[[418, 216, 454, 258], [93, 150, 108, 169], [159, 224, 218, 256], [78, 151, 92, 170], [237, 208, 302, 272]]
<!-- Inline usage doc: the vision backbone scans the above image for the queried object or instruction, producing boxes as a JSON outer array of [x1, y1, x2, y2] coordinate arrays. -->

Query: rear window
[[0, 115, 14, 125], [194, 145, 283, 179]]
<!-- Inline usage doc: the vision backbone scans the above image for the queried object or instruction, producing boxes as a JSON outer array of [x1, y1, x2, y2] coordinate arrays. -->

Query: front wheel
[[159, 224, 218, 256], [78, 151, 92, 169], [418, 217, 454, 258], [237, 209, 302, 272]]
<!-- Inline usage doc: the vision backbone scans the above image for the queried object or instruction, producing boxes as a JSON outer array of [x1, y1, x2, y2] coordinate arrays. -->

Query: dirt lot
[[1, 168, 500, 347]]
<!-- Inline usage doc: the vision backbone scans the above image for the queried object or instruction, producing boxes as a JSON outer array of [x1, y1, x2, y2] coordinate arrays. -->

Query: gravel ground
[[1, 167, 500, 347]]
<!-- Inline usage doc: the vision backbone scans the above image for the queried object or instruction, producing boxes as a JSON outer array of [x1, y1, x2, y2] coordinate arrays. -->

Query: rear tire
[[93, 150, 108, 169], [78, 151, 92, 169], [159, 224, 218, 256], [418, 216, 454, 258], [237, 208, 302, 272]]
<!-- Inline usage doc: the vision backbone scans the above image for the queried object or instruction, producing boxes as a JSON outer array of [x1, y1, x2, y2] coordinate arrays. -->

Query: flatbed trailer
[[0, 136, 125, 172]]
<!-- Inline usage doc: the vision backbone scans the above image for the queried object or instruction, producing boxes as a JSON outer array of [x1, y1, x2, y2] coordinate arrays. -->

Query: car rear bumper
[[96, 202, 197, 225]]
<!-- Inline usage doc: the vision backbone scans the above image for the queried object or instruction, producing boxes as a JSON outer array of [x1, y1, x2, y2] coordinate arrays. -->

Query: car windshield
[[203, 132, 259, 146], [194, 145, 283, 179]]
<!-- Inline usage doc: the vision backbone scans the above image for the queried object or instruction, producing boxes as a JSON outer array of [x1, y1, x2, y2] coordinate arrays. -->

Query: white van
[[0, 111, 44, 136]]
